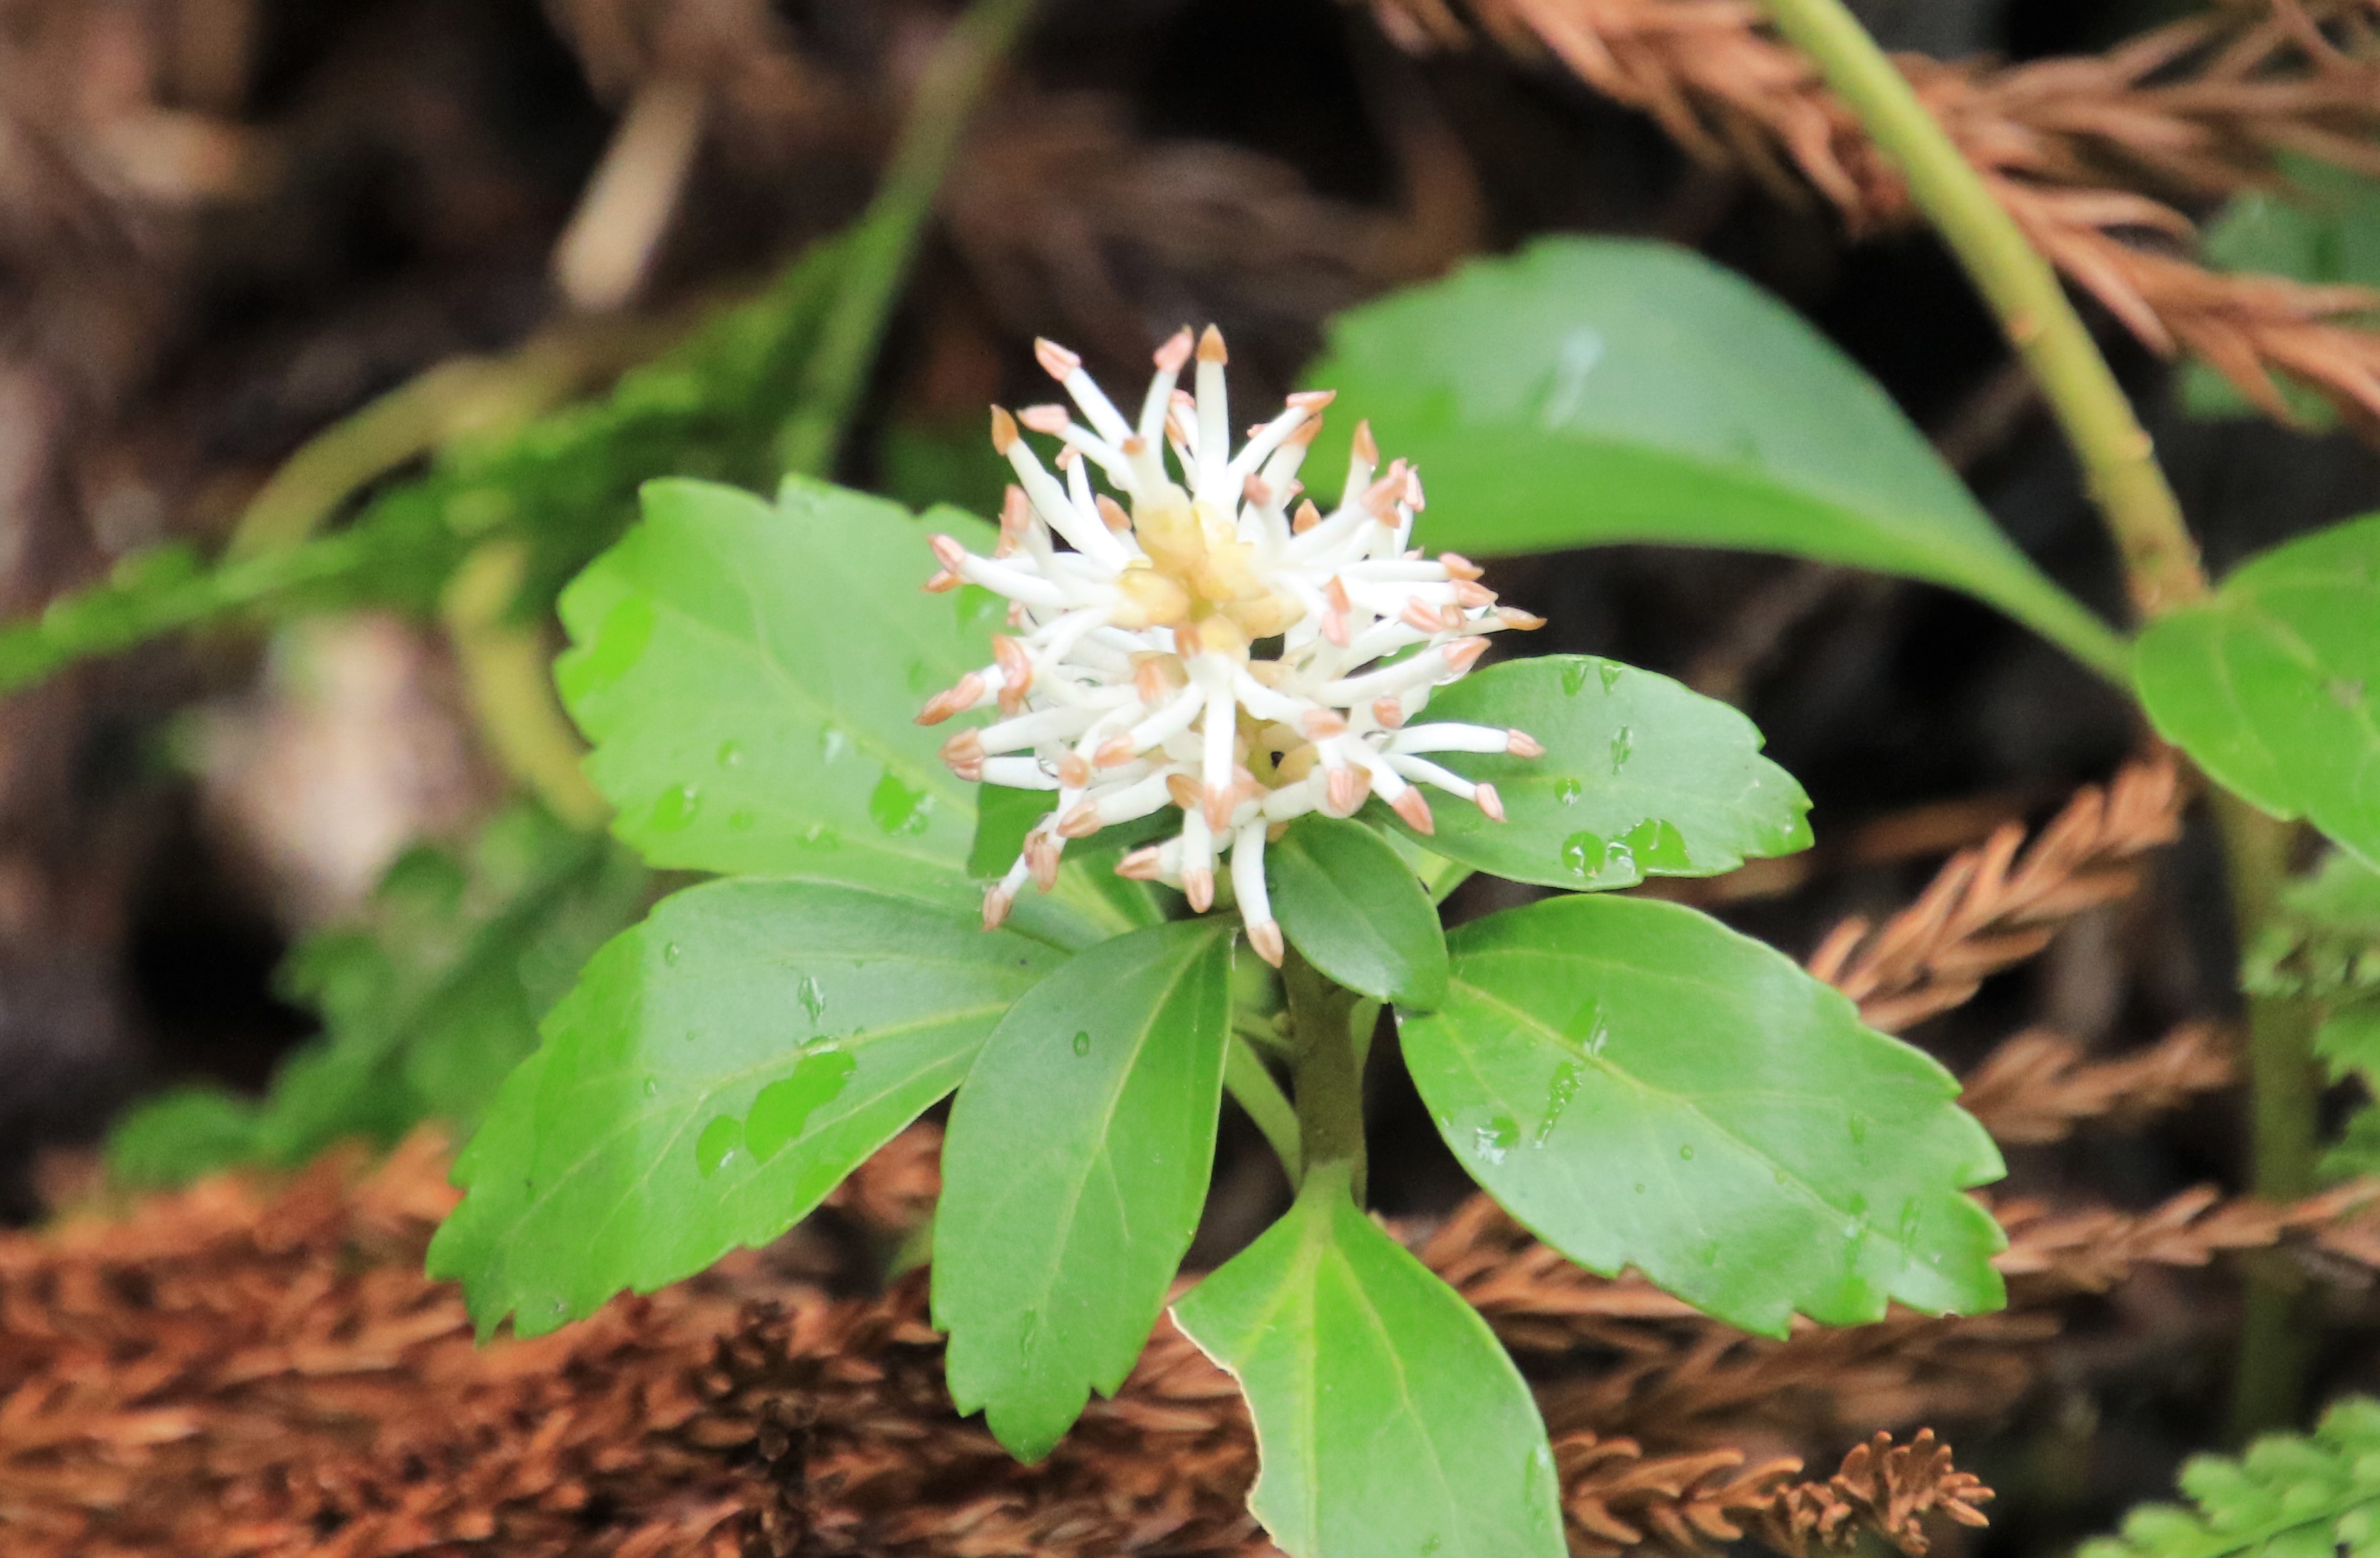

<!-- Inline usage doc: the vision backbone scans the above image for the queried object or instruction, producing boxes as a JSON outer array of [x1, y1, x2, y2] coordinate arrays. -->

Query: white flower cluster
[[916, 326, 1542, 965]]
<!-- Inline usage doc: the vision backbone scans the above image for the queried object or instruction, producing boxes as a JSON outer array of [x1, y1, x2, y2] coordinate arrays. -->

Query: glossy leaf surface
[[1303, 238, 2118, 671], [429, 877, 1060, 1336], [1375, 655, 1810, 891], [556, 476, 996, 898], [935, 919, 1236, 1460], [1397, 894, 2006, 1335], [2135, 514, 2380, 869], [1268, 816, 1448, 1007], [1172, 1166, 1566, 1558]]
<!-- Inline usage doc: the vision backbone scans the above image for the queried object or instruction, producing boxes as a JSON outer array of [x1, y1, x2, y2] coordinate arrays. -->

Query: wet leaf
[[429, 876, 1062, 1336], [1396, 893, 2006, 1335], [935, 918, 1236, 1460], [1172, 1164, 1566, 1558], [1372, 655, 1809, 891]]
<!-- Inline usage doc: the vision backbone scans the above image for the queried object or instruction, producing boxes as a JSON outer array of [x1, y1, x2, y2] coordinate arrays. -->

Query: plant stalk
[[774, 0, 1039, 476], [1283, 947, 1367, 1203], [1226, 1031, 1303, 1185], [1759, 0, 2207, 619], [1758, 0, 2322, 1428]]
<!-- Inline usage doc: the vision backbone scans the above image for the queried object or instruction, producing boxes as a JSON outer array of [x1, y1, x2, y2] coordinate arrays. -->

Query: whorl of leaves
[[2079, 1397, 2380, 1558]]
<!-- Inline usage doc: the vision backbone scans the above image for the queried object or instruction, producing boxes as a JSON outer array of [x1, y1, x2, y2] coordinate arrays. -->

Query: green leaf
[[2078, 1395, 2380, 1558], [1396, 893, 2006, 1335], [555, 474, 1132, 947], [106, 1087, 265, 1189], [1371, 655, 1810, 891], [1267, 815, 1447, 1008], [2183, 153, 2380, 427], [1171, 1165, 1566, 1558], [558, 476, 996, 896], [427, 876, 1062, 1336], [105, 803, 648, 1189], [1304, 237, 2123, 677], [2135, 514, 2380, 870], [935, 918, 1236, 1460]]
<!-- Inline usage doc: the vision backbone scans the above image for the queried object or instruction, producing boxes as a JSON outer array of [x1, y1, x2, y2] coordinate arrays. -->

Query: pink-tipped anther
[[1286, 389, 1336, 411], [1095, 734, 1139, 768], [983, 887, 1015, 930], [1373, 697, 1407, 729], [1057, 801, 1102, 839], [1353, 420, 1379, 466], [916, 672, 985, 726], [990, 406, 1020, 453], [1247, 920, 1286, 968], [1027, 833, 1061, 892], [1325, 767, 1359, 816], [1453, 580, 1496, 608], [923, 570, 960, 594], [1019, 404, 1070, 435], [1440, 552, 1483, 581], [1300, 709, 1347, 739], [1096, 495, 1131, 532], [1184, 867, 1216, 913], [1243, 474, 1273, 506], [1034, 338, 1082, 379], [1201, 784, 1234, 832], [1392, 787, 1436, 836], [1474, 783, 1505, 823], [1116, 846, 1164, 881], [1196, 324, 1228, 364], [1507, 729, 1544, 757], [1443, 637, 1489, 674], [1154, 328, 1194, 373], [1399, 600, 1442, 635], [940, 729, 985, 780], [929, 534, 968, 570], [1057, 753, 1092, 789], [1292, 499, 1321, 533]]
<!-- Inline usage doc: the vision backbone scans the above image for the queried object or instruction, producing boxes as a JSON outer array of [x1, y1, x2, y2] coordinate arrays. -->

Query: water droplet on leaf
[[695, 1116, 742, 1177], [1598, 660, 1622, 691], [1534, 1062, 1582, 1146], [820, 727, 850, 764], [1609, 726, 1633, 772], [662, 941, 682, 967], [1560, 831, 1604, 878], [642, 1076, 659, 1097], [798, 975, 826, 1023], [649, 783, 701, 832], [745, 1050, 858, 1160], [1072, 1029, 1092, 1057], [717, 741, 744, 769], [1561, 661, 1589, 697], [868, 771, 932, 836], [1621, 816, 1690, 871], [1472, 1115, 1518, 1165], [1678, 1143, 1696, 1160], [1555, 778, 1583, 806]]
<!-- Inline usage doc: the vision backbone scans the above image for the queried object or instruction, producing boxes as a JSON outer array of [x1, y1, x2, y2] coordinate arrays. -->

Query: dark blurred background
[[0, 0, 2372, 1546]]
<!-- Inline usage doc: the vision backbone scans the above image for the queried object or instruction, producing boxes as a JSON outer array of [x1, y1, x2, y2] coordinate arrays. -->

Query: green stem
[[2217, 790, 2320, 1438], [1759, 0, 2207, 619], [1759, 0, 2325, 1429], [774, 0, 1039, 476], [1226, 1032, 1303, 1184], [1283, 947, 1366, 1203]]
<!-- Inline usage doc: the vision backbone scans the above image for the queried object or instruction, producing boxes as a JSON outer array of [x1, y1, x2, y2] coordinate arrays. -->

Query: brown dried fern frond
[[1805, 753, 2186, 1030], [1959, 1021, 2235, 1144], [1373, 0, 2380, 432]]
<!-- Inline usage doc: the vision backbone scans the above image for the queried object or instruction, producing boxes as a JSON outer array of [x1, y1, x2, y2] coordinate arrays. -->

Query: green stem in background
[[1759, 0, 2207, 620], [774, 0, 1040, 476], [1226, 1032, 1303, 1185], [1757, 0, 2322, 1432], [2217, 789, 2320, 1439], [441, 540, 610, 829], [1283, 946, 1367, 1202]]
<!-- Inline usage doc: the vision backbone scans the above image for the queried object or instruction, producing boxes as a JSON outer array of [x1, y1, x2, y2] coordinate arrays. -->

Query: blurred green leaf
[[935, 918, 1236, 1460], [1303, 237, 2123, 677], [2078, 1396, 2380, 1558], [1396, 893, 2007, 1335], [2183, 153, 2380, 427], [1368, 655, 1810, 891], [106, 802, 647, 1188], [2135, 514, 2380, 870], [1171, 1164, 1567, 1558], [1268, 816, 1447, 1008], [429, 876, 1062, 1337]]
